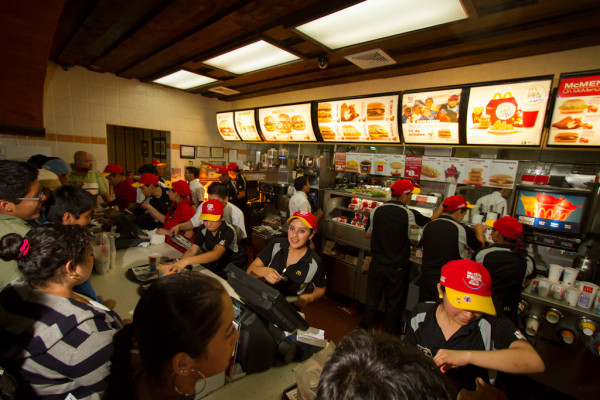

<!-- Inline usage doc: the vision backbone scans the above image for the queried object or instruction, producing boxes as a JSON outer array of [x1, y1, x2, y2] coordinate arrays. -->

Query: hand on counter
[[166, 259, 189, 274], [168, 224, 182, 237]]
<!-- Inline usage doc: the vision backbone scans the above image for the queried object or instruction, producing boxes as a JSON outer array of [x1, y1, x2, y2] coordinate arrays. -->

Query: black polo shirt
[[365, 201, 430, 269], [473, 245, 531, 300], [193, 221, 246, 272], [225, 180, 237, 202], [257, 238, 326, 296], [403, 301, 526, 390], [421, 215, 482, 282], [149, 187, 172, 216]]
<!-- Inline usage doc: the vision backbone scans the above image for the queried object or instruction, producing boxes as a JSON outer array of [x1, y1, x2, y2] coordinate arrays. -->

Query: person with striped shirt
[[0, 224, 122, 399]]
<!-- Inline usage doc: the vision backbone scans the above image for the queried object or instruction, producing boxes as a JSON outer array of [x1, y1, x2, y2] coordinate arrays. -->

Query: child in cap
[[155, 180, 196, 252], [404, 259, 544, 391], [473, 216, 536, 324], [166, 199, 247, 277], [247, 210, 326, 308], [132, 173, 172, 230], [101, 164, 137, 211]]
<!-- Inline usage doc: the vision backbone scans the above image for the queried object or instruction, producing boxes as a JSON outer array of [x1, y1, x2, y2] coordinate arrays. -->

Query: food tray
[[129, 264, 158, 283]]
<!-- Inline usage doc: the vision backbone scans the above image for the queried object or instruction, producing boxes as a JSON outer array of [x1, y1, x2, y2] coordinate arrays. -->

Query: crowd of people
[[0, 152, 545, 399]]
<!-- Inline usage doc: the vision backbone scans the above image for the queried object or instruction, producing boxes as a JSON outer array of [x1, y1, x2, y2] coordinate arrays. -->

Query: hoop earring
[[70, 273, 79, 279], [172, 369, 206, 397]]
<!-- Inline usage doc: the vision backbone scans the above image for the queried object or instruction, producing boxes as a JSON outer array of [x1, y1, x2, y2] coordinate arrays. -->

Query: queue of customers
[[0, 153, 545, 399]]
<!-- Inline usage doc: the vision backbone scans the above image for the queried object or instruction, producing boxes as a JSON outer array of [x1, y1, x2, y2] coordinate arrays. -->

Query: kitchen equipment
[[572, 245, 599, 283], [267, 148, 278, 167], [278, 148, 288, 169]]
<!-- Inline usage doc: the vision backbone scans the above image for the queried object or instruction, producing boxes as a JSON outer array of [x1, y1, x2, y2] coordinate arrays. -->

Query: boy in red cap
[[132, 173, 172, 230], [227, 162, 247, 213], [360, 179, 441, 335], [150, 159, 167, 183], [473, 216, 535, 324], [167, 199, 247, 277], [419, 195, 486, 302], [404, 259, 544, 392], [101, 164, 137, 211]]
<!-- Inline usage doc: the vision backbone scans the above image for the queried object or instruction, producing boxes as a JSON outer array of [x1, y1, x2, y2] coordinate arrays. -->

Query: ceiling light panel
[[153, 70, 217, 90], [296, 0, 467, 50], [203, 40, 300, 75]]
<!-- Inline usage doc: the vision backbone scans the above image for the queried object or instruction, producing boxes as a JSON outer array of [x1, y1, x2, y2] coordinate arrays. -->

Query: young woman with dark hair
[[0, 224, 122, 399], [103, 272, 239, 400]]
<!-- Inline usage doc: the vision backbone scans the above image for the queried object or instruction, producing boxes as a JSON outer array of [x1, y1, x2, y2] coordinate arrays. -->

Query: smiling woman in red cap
[[247, 210, 326, 308], [472, 216, 536, 324], [404, 259, 544, 392]]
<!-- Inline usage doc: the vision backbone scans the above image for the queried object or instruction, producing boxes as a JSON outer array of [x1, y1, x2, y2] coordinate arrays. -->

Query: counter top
[[521, 291, 600, 322]]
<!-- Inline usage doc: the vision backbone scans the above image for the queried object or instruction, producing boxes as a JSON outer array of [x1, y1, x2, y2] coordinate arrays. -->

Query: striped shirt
[[0, 279, 122, 399]]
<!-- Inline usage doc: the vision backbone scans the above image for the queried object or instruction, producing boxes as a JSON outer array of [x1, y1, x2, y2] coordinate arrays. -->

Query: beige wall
[[1, 45, 599, 169]]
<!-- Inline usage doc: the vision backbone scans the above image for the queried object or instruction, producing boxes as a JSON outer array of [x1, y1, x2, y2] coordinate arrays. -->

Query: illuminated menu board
[[466, 77, 552, 146], [317, 95, 400, 143], [257, 103, 316, 142], [216, 112, 241, 141], [233, 109, 262, 141], [401, 88, 463, 144], [547, 70, 600, 147]]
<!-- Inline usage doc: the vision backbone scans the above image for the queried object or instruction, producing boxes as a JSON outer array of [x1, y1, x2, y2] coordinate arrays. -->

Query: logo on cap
[[464, 271, 484, 290]]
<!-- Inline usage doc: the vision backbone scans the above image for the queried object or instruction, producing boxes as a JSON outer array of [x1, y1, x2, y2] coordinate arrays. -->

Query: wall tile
[[88, 85, 105, 104], [73, 118, 91, 137], [133, 94, 148, 111], [71, 83, 88, 101], [90, 120, 107, 138], [89, 104, 105, 121], [55, 118, 74, 136], [104, 88, 120, 107], [119, 92, 134, 109], [72, 100, 90, 120], [105, 106, 120, 124]]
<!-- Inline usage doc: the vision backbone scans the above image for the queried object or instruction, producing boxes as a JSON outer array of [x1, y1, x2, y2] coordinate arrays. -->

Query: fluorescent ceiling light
[[153, 70, 217, 90], [203, 40, 300, 75], [296, 0, 467, 50]]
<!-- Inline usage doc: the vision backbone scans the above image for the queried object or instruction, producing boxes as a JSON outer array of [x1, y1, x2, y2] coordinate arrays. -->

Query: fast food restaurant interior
[[2, 0, 600, 399]]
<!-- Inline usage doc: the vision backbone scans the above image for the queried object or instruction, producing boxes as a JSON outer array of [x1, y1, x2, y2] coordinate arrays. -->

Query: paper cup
[[577, 282, 600, 309], [548, 264, 564, 282], [565, 287, 582, 307], [148, 253, 161, 272], [551, 283, 567, 300], [562, 267, 579, 286], [537, 278, 552, 297], [525, 315, 541, 336]]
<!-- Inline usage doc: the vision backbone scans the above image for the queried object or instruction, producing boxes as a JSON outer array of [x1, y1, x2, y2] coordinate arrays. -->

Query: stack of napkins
[[297, 327, 327, 347]]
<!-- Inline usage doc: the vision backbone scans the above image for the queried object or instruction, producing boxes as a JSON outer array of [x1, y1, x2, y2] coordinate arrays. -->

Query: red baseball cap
[[487, 216, 523, 239], [215, 166, 228, 175], [100, 163, 123, 177], [440, 259, 496, 316], [391, 179, 420, 195], [442, 195, 474, 211], [287, 210, 316, 229], [167, 180, 191, 197], [132, 173, 159, 187], [151, 160, 167, 167], [200, 199, 224, 221], [227, 162, 239, 171]]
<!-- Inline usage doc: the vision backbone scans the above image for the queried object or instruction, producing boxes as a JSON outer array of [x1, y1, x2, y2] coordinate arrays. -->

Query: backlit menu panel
[[216, 112, 241, 141], [258, 103, 316, 142], [233, 109, 262, 141]]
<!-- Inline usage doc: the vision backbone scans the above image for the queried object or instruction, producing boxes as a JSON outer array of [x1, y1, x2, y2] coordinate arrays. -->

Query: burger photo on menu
[[319, 125, 335, 140], [437, 129, 451, 138], [553, 132, 579, 143], [277, 114, 292, 133], [264, 116, 276, 132], [318, 102, 332, 122], [489, 174, 514, 187], [368, 124, 388, 140], [218, 120, 235, 136], [342, 125, 361, 140], [291, 115, 305, 131], [367, 102, 385, 120], [558, 99, 587, 114]]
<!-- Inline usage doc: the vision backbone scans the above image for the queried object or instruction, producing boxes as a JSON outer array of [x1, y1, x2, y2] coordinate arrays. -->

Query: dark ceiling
[[49, 0, 600, 102]]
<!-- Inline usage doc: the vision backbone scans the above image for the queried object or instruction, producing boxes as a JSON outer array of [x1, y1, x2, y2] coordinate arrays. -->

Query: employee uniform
[[231, 173, 247, 212], [473, 245, 535, 324], [134, 187, 172, 230], [188, 179, 204, 207], [224, 180, 237, 203], [190, 201, 247, 240], [163, 198, 196, 252], [288, 190, 311, 216], [404, 301, 527, 391], [112, 177, 137, 211], [256, 238, 326, 297], [473, 191, 508, 222], [0, 214, 30, 289], [192, 221, 247, 276], [361, 201, 430, 335], [419, 215, 483, 302]]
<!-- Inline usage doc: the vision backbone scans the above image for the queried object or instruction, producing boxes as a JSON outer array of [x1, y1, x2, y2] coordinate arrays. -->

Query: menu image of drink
[[487, 160, 518, 189], [515, 190, 584, 232], [216, 112, 241, 141], [234, 110, 261, 141], [317, 95, 400, 143], [466, 79, 552, 145], [258, 103, 316, 141], [401, 89, 462, 144], [358, 154, 374, 175], [372, 154, 390, 176], [548, 72, 600, 146]]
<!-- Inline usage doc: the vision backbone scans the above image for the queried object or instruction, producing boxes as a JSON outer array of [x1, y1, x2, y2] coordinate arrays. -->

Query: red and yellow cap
[[391, 179, 420, 195], [200, 199, 223, 221], [151, 160, 167, 167], [440, 259, 496, 316], [487, 216, 523, 239], [287, 210, 316, 229], [132, 173, 159, 187], [167, 180, 191, 197], [100, 163, 123, 177], [442, 195, 474, 211]]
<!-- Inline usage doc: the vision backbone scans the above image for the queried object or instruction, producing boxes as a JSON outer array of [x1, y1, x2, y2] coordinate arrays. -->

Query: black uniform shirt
[[257, 238, 326, 296], [366, 201, 430, 269], [148, 187, 172, 216], [193, 221, 246, 272], [472, 245, 529, 299], [404, 301, 526, 390]]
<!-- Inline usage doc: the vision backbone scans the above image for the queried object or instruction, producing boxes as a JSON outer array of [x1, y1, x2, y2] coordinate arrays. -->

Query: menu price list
[[234, 110, 261, 141]]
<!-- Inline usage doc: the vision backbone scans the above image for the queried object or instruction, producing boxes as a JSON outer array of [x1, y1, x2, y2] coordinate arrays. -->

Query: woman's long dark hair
[[0, 224, 91, 286], [103, 272, 227, 400]]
